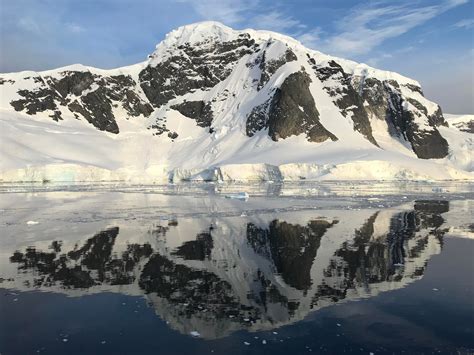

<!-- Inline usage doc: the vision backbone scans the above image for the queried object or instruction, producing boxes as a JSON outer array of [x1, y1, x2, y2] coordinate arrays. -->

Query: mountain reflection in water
[[4, 200, 451, 339]]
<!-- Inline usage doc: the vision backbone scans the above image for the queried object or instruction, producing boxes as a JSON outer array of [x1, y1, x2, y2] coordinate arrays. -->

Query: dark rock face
[[246, 99, 271, 136], [9, 71, 153, 134], [247, 69, 337, 143], [68, 87, 119, 133], [171, 100, 214, 127], [381, 83, 449, 159], [139, 34, 259, 108], [10, 88, 58, 115], [0, 77, 15, 85], [269, 70, 337, 142], [314, 60, 378, 145], [450, 119, 474, 133], [313, 57, 449, 159], [257, 46, 297, 90]]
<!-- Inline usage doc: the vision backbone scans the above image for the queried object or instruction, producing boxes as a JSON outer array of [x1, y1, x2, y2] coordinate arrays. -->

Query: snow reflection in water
[[2, 193, 471, 339]]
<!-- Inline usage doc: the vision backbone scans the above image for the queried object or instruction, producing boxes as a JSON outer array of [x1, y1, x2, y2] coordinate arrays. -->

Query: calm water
[[1, 182, 473, 354]]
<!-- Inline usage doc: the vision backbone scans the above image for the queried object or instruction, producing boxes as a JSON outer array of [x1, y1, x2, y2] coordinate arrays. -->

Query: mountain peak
[[162, 21, 236, 46]]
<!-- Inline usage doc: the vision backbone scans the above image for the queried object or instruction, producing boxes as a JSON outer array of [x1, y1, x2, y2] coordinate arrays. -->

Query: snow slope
[[0, 22, 472, 182]]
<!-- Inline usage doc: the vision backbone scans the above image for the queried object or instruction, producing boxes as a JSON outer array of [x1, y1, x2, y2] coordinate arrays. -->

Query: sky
[[0, 0, 473, 113]]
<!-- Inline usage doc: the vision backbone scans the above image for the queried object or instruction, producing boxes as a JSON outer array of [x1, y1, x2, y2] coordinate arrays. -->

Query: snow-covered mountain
[[0, 21, 472, 182]]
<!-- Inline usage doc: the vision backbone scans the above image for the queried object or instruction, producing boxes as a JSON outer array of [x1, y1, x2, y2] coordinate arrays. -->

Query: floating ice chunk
[[224, 192, 249, 200], [190, 331, 201, 337], [26, 220, 39, 225], [243, 342, 250, 346], [262, 340, 267, 345]]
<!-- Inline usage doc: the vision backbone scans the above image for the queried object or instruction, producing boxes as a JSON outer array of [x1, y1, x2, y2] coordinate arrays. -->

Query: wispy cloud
[[67, 23, 85, 34], [297, 28, 324, 49], [303, 0, 469, 57], [17, 17, 42, 33], [249, 11, 304, 32], [454, 18, 474, 29], [175, 0, 257, 25]]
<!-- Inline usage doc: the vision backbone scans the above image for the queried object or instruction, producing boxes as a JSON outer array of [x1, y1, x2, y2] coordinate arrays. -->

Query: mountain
[[0, 21, 472, 182]]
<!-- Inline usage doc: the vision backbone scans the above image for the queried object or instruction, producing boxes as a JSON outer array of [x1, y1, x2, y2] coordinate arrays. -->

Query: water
[[0, 182, 473, 354]]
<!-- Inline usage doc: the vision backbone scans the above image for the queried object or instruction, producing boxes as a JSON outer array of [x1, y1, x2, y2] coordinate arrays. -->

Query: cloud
[[297, 28, 324, 49], [454, 18, 474, 29], [306, 0, 468, 57], [249, 11, 304, 32], [175, 0, 257, 25], [17, 17, 42, 33], [67, 23, 85, 34]]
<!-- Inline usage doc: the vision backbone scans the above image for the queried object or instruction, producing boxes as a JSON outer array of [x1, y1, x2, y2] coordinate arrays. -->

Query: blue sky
[[0, 0, 473, 113]]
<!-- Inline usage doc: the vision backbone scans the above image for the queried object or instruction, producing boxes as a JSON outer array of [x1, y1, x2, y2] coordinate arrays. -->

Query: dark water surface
[[0, 184, 473, 354]]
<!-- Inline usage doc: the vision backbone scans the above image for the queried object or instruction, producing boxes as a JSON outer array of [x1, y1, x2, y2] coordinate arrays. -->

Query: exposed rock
[[403, 83, 424, 96], [171, 100, 214, 127], [0, 77, 15, 85], [11, 88, 57, 114], [9, 71, 153, 134], [356, 77, 449, 159], [68, 87, 119, 134], [258, 46, 297, 90], [167, 131, 179, 139], [267, 69, 337, 142], [139, 35, 258, 107], [314, 60, 377, 145], [449, 118, 474, 133], [246, 99, 271, 136], [383, 84, 448, 159]]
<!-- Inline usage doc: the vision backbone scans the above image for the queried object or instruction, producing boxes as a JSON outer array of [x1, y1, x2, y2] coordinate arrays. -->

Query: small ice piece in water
[[262, 340, 267, 344], [26, 220, 39, 225], [272, 331, 278, 335], [243, 318, 250, 322], [433, 288, 439, 291], [224, 192, 249, 200], [243, 342, 250, 346], [101, 341, 106, 344], [62, 339, 68, 343], [336, 323, 341, 327], [190, 331, 201, 338]]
